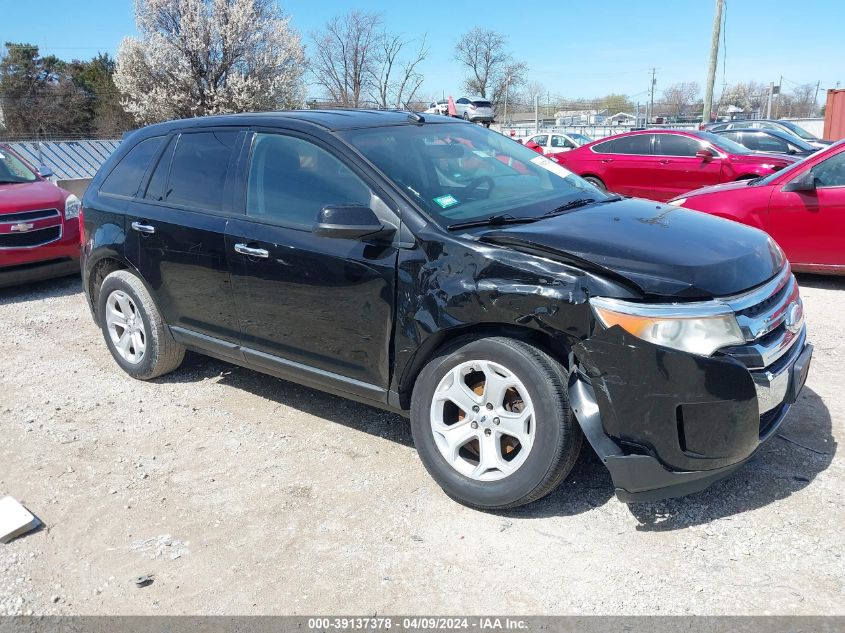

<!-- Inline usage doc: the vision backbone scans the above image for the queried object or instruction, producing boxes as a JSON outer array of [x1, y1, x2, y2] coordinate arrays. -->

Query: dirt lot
[[0, 274, 843, 615]]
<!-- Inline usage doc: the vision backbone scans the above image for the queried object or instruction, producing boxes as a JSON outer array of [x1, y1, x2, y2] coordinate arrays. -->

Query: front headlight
[[590, 296, 745, 356], [668, 197, 687, 206], [64, 194, 81, 220]]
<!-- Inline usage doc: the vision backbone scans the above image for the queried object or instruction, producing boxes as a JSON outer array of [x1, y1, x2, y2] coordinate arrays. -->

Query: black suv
[[82, 110, 813, 509]]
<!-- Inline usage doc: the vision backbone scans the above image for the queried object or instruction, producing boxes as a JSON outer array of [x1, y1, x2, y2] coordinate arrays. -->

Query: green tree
[[68, 53, 134, 136], [600, 93, 634, 114], [0, 42, 88, 136]]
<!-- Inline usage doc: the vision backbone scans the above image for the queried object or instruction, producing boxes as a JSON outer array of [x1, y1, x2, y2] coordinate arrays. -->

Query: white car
[[424, 100, 449, 116], [454, 97, 495, 124], [523, 132, 594, 154]]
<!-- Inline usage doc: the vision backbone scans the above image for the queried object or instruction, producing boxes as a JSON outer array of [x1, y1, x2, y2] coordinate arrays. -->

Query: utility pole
[[775, 75, 783, 118], [702, 0, 724, 124], [534, 94, 539, 134], [813, 81, 821, 116], [647, 68, 656, 125], [503, 73, 511, 126], [766, 82, 775, 119]]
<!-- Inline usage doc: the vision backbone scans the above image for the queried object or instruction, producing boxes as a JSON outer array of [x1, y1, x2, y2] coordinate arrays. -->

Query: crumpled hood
[[481, 197, 784, 299]]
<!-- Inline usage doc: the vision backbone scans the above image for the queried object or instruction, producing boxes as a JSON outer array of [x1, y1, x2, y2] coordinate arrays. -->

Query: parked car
[[424, 100, 449, 116], [551, 129, 797, 202], [0, 144, 81, 288], [82, 110, 811, 509], [702, 119, 832, 149], [523, 132, 594, 154], [670, 139, 845, 275], [453, 97, 495, 124], [714, 128, 817, 158]]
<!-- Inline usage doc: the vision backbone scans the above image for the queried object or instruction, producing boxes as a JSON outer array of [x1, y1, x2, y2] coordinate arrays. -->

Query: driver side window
[[812, 152, 845, 188], [246, 133, 371, 229]]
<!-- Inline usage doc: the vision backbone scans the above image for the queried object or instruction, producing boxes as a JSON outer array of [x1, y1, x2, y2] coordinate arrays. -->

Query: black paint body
[[81, 111, 802, 501]]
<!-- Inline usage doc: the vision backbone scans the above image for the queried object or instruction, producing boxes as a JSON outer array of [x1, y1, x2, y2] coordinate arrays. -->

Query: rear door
[[767, 149, 845, 268], [590, 134, 655, 197], [225, 130, 400, 390], [125, 129, 243, 344], [652, 133, 722, 200]]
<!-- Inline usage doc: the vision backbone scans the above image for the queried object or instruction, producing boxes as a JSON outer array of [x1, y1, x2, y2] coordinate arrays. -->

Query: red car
[[0, 144, 81, 288], [670, 140, 845, 275], [552, 129, 797, 202]]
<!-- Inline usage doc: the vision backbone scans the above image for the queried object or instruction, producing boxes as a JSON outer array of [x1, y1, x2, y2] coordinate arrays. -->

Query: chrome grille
[[0, 225, 62, 248], [720, 267, 803, 370], [0, 208, 60, 224]]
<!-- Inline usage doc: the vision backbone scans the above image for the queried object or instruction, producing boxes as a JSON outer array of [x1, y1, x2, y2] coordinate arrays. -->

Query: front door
[[225, 131, 399, 389], [767, 150, 845, 269], [125, 130, 242, 342], [651, 133, 723, 201]]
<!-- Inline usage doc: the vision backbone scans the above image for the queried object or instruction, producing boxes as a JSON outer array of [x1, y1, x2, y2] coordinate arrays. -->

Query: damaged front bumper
[[570, 325, 813, 503]]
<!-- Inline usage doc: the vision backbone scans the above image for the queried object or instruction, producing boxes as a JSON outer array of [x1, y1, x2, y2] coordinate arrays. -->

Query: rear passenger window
[[100, 136, 163, 198], [143, 136, 176, 202], [656, 134, 701, 157], [163, 131, 238, 211], [246, 133, 371, 229], [594, 135, 653, 155]]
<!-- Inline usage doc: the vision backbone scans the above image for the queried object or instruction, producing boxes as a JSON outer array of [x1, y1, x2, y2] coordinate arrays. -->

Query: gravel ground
[[0, 274, 842, 615]]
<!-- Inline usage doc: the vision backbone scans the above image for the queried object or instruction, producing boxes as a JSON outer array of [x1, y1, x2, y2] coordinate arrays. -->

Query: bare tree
[[661, 82, 701, 118], [368, 33, 428, 109], [310, 10, 382, 107], [721, 81, 768, 116], [114, 0, 305, 124], [789, 83, 818, 117], [453, 28, 526, 106]]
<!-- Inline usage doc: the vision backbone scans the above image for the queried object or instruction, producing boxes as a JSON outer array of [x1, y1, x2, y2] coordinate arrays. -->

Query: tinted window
[[246, 133, 371, 229], [744, 133, 789, 153], [143, 136, 176, 202], [720, 131, 741, 143], [813, 151, 845, 187], [656, 134, 702, 157], [164, 131, 237, 211], [472, 100, 492, 108], [457, 98, 469, 104], [100, 136, 163, 197], [594, 135, 653, 155]]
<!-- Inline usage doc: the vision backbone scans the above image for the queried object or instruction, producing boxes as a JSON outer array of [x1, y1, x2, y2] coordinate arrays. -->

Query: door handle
[[234, 243, 269, 259], [601, 158, 614, 163], [658, 159, 672, 164], [131, 221, 156, 235]]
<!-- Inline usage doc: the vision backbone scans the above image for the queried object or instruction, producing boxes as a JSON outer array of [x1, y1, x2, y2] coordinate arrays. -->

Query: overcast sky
[[3, 0, 843, 103]]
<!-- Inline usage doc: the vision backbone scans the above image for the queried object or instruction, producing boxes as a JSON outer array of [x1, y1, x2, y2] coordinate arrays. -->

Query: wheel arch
[[85, 254, 149, 326], [396, 323, 571, 410]]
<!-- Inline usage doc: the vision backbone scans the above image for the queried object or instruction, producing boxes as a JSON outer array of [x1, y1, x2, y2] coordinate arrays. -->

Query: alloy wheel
[[105, 290, 146, 364], [429, 360, 535, 481]]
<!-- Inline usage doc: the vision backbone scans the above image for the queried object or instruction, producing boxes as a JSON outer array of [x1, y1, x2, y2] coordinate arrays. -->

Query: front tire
[[583, 175, 606, 191], [411, 337, 582, 510], [97, 270, 185, 380]]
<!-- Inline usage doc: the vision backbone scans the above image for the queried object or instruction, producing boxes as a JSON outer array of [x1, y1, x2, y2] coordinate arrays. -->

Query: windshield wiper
[[539, 195, 619, 218], [447, 213, 541, 231]]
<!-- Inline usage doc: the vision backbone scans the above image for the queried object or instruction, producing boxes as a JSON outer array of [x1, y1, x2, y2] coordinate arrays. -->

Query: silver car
[[454, 97, 495, 123]]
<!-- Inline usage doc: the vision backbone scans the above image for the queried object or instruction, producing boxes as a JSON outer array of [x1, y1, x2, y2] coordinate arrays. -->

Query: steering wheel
[[463, 175, 495, 200]]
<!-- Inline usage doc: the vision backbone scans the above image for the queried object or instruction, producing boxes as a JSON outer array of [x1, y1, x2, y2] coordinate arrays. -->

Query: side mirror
[[695, 148, 715, 160], [38, 165, 54, 178], [313, 205, 394, 240], [782, 171, 817, 193]]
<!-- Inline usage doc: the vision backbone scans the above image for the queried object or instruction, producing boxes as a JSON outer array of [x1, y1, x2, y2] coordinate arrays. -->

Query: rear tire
[[583, 175, 606, 191], [411, 337, 582, 510], [98, 270, 185, 380]]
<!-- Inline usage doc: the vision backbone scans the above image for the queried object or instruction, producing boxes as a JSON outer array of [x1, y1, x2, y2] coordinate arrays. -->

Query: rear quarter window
[[99, 136, 164, 198]]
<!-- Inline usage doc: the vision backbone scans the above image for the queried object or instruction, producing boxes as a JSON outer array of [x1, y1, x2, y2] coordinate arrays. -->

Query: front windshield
[[0, 147, 38, 184], [778, 120, 815, 140], [700, 131, 752, 155], [340, 123, 604, 227]]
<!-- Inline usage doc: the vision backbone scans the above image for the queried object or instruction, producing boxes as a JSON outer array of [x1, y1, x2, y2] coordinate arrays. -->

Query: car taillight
[[470, 104, 477, 110], [78, 206, 85, 245]]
